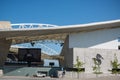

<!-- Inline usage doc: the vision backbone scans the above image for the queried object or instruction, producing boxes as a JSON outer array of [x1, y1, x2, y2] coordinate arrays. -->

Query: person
[[24, 50, 33, 67], [62, 70, 65, 78]]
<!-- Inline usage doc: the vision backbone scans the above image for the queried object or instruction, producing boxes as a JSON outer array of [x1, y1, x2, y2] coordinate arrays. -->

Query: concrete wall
[[64, 28, 120, 73], [69, 28, 120, 49], [0, 38, 12, 67], [73, 48, 120, 73], [0, 21, 11, 29]]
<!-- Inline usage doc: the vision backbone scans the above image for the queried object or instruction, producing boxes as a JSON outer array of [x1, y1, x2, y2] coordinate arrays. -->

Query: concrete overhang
[[0, 20, 120, 43]]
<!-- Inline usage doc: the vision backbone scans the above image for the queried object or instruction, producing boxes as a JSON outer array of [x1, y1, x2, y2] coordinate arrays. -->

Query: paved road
[[0, 76, 59, 80], [0, 77, 58, 80], [0, 79, 57, 80], [0, 75, 120, 80]]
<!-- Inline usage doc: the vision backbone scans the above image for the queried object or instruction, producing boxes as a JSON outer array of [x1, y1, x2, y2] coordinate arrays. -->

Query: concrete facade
[[62, 27, 120, 73], [73, 48, 120, 73], [0, 20, 120, 74], [69, 28, 120, 49]]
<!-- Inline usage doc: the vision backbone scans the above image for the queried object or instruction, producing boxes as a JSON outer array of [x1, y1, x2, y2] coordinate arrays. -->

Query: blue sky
[[0, 0, 120, 26], [0, 0, 120, 55]]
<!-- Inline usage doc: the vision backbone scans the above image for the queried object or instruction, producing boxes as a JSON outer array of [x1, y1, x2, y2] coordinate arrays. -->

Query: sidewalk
[[60, 72, 120, 80], [60, 76, 120, 80], [0, 73, 120, 80]]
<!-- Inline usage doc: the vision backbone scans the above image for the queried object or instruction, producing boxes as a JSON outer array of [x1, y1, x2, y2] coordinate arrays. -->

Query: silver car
[[36, 71, 46, 77]]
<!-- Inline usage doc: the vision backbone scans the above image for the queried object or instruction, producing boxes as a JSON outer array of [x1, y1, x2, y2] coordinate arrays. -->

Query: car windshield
[[37, 71, 41, 73]]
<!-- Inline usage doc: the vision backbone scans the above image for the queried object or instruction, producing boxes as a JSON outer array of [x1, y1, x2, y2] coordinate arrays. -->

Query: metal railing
[[11, 23, 58, 29]]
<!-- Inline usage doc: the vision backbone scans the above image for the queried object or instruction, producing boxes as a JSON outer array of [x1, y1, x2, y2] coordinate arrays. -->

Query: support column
[[60, 35, 73, 68], [0, 38, 12, 67]]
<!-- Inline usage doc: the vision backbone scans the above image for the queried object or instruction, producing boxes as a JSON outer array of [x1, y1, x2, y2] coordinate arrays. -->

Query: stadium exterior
[[0, 20, 120, 74]]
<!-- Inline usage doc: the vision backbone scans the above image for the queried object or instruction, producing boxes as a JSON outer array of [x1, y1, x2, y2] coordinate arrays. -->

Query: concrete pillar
[[60, 35, 73, 67], [0, 38, 12, 67]]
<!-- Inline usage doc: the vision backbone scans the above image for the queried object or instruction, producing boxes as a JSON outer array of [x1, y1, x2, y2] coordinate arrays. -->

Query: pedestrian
[[62, 70, 65, 78]]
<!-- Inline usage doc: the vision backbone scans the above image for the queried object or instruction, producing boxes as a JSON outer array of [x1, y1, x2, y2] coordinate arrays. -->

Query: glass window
[[118, 37, 120, 42]]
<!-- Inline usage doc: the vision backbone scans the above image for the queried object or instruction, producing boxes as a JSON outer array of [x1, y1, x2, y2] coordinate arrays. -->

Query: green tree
[[92, 54, 103, 74], [92, 58, 102, 74], [111, 53, 120, 74], [74, 56, 84, 79]]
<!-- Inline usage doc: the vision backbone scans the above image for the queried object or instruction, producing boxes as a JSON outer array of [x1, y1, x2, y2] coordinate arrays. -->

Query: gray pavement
[[0, 76, 57, 80], [0, 73, 120, 80], [0, 76, 120, 80]]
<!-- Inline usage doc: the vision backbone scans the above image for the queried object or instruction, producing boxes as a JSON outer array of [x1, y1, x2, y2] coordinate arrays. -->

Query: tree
[[92, 58, 102, 74], [92, 54, 103, 74], [74, 56, 84, 79], [111, 53, 120, 74]]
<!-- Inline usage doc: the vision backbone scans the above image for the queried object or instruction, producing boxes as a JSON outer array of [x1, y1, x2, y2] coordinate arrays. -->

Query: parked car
[[36, 71, 46, 77]]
